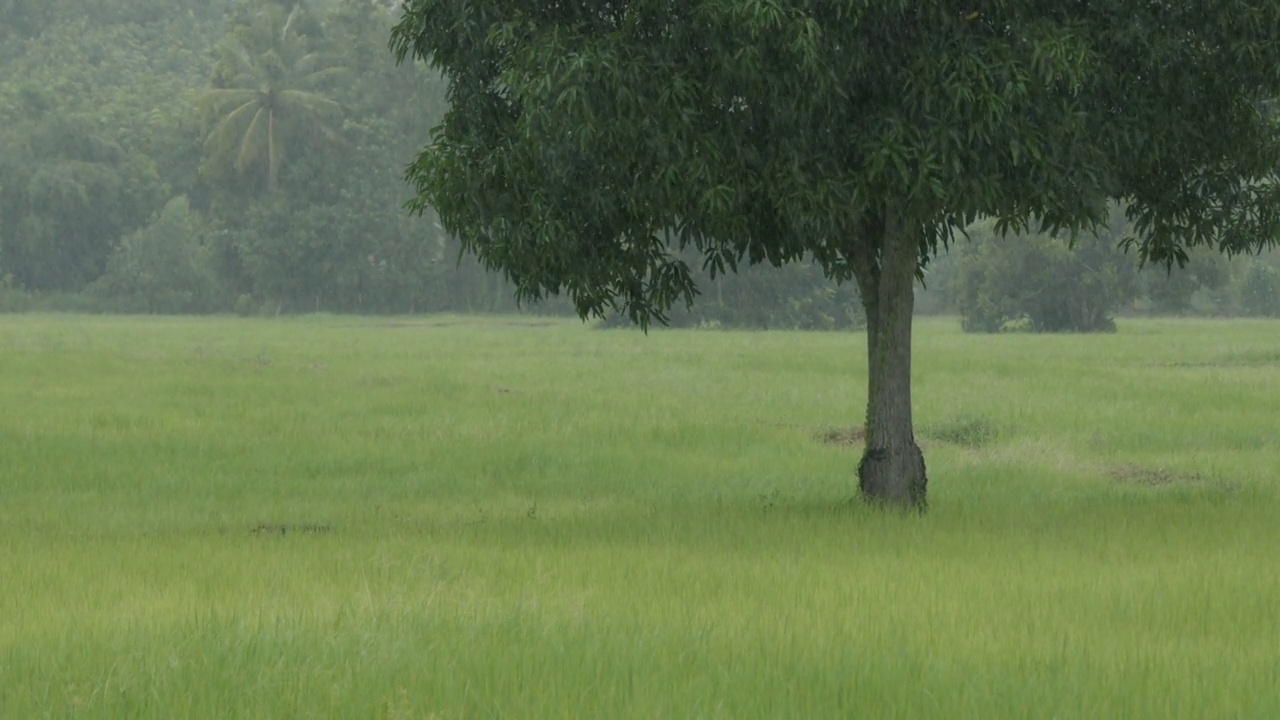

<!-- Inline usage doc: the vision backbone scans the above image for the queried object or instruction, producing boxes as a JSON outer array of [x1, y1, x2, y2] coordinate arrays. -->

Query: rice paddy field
[[1, 313, 1277, 719]]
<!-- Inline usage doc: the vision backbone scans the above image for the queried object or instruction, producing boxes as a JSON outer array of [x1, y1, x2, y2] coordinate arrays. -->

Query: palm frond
[[279, 89, 342, 115], [281, 4, 301, 43], [314, 120, 348, 148], [295, 66, 353, 90], [204, 98, 259, 153], [197, 89, 259, 114], [292, 52, 320, 76], [236, 106, 270, 172]]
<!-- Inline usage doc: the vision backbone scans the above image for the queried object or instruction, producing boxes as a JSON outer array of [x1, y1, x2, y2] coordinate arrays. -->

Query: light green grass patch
[[1, 315, 1277, 718]]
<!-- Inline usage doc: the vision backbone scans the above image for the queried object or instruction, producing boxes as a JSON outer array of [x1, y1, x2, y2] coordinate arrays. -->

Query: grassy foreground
[[1, 314, 1277, 719]]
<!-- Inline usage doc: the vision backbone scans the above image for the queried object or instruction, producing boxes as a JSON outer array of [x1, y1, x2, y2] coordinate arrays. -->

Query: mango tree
[[392, 1, 1280, 510]]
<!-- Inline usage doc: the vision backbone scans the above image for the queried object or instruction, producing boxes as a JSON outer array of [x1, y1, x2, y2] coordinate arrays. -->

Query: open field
[[1, 314, 1278, 719]]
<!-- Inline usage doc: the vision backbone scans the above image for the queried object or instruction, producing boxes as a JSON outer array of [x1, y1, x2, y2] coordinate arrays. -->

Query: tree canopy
[[392, 0, 1280, 508]]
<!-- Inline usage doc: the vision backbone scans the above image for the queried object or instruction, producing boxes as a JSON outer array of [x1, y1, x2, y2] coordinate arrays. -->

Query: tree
[[418, 4, 1280, 508], [196, 0, 460, 314], [199, 3, 345, 194]]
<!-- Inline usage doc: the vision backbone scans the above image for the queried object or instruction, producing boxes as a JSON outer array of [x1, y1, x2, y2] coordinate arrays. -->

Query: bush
[[223, 196, 453, 315], [602, 257, 864, 330], [1137, 247, 1229, 315], [0, 268, 32, 312], [1237, 262, 1280, 317], [953, 210, 1137, 333], [89, 196, 227, 313]]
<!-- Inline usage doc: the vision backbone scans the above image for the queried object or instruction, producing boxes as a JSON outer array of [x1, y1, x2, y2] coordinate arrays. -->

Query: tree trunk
[[851, 209, 928, 511]]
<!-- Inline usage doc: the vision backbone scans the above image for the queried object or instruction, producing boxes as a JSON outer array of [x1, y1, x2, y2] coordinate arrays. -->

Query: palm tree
[[198, 4, 345, 193]]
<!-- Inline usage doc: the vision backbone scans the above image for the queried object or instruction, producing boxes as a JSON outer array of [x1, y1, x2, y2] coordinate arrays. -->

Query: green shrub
[[953, 210, 1137, 333], [1237, 262, 1280, 317], [602, 258, 864, 330], [1136, 247, 1229, 315], [90, 196, 227, 313], [233, 294, 258, 317]]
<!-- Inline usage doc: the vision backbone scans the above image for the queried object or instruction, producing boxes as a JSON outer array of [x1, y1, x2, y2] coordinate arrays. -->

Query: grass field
[[1, 313, 1277, 719]]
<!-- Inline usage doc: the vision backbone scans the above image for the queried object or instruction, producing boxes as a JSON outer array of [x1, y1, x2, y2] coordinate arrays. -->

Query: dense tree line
[[934, 213, 1280, 332], [0, 0, 524, 315], [1, 0, 1277, 327]]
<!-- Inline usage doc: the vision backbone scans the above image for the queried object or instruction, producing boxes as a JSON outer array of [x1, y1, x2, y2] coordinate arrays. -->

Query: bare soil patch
[[252, 523, 332, 536], [1108, 464, 1237, 491], [819, 426, 865, 446], [818, 417, 998, 450], [369, 320, 557, 329]]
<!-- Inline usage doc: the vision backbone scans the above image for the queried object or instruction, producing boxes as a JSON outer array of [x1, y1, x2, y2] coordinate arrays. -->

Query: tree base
[[858, 442, 928, 511]]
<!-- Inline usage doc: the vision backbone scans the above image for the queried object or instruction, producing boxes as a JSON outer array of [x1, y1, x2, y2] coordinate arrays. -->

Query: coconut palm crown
[[198, 3, 345, 193]]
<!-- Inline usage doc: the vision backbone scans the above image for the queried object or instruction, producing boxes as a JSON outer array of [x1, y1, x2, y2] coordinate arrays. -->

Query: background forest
[[1, 0, 1278, 327], [0, 0, 514, 315]]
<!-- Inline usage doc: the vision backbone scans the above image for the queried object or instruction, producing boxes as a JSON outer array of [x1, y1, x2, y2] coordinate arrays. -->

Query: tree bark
[[850, 208, 928, 511]]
